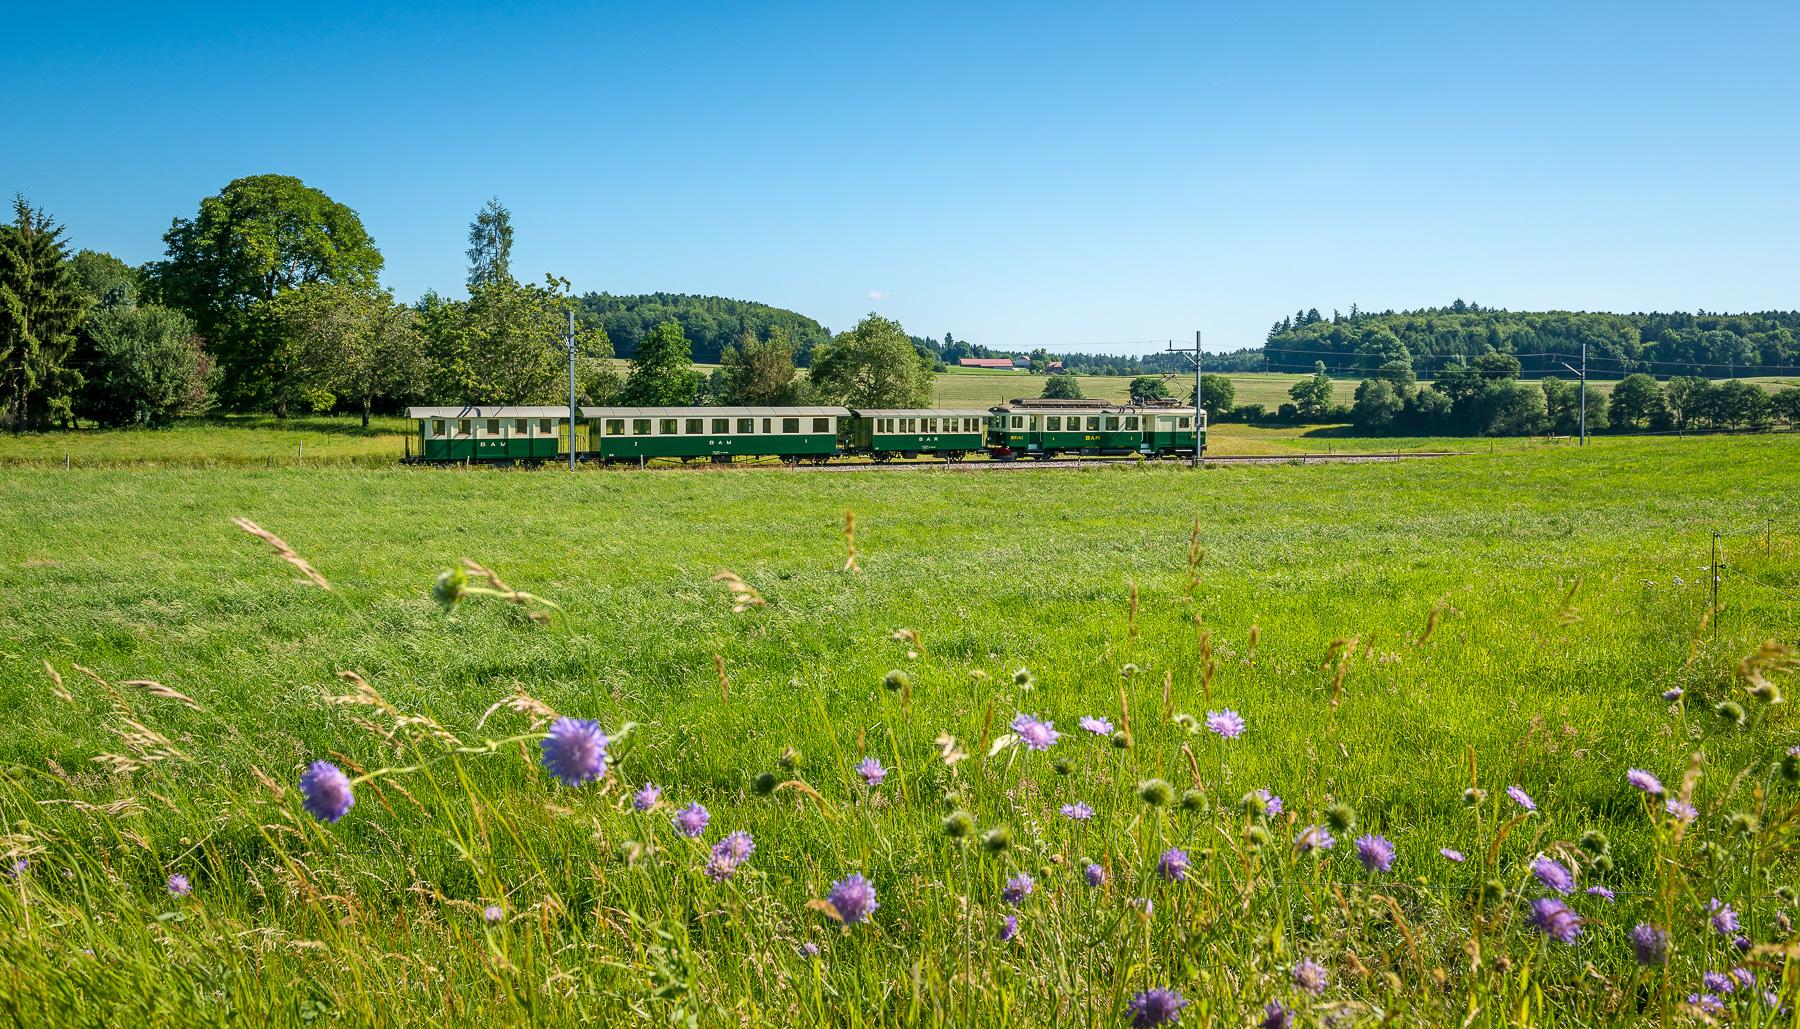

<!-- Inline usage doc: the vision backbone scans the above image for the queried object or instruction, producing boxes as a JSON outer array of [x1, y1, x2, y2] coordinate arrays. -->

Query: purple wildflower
[[1733, 967, 1756, 988], [1662, 687, 1684, 702], [1292, 958, 1328, 995], [1626, 769, 1665, 795], [1079, 715, 1114, 736], [717, 830, 754, 863], [1665, 797, 1697, 823], [1259, 1000, 1294, 1029], [1735, 935, 1752, 951], [1710, 898, 1740, 936], [1012, 713, 1060, 751], [855, 756, 886, 787], [1631, 923, 1669, 965], [1355, 834, 1394, 873], [1084, 862, 1107, 887], [1294, 824, 1335, 853], [299, 761, 355, 823], [800, 942, 820, 957], [1585, 885, 1616, 902], [1688, 993, 1725, 1015], [672, 803, 710, 838], [1255, 788, 1283, 817], [4, 858, 25, 878], [1205, 709, 1246, 740], [998, 914, 1018, 942], [540, 717, 609, 787], [1156, 847, 1190, 882], [166, 873, 191, 897], [1528, 898, 1583, 943], [827, 872, 878, 925], [1532, 857, 1576, 895], [1506, 786, 1536, 811], [1127, 987, 1188, 1028], [633, 783, 662, 811], [1440, 848, 1466, 862], [1002, 873, 1035, 905], [1061, 802, 1094, 820], [1703, 971, 1735, 994], [484, 904, 504, 924]]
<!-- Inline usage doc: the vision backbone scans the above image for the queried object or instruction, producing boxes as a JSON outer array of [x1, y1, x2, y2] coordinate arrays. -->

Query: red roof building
[[958, 358, 1018, 369]]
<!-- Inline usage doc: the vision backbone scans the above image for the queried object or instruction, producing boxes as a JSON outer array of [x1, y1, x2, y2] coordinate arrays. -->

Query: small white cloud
[[866, 290, 888, 301]]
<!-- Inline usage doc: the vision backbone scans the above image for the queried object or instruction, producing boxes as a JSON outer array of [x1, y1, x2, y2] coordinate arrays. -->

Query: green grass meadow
[[0, 435, 1798, 1025]]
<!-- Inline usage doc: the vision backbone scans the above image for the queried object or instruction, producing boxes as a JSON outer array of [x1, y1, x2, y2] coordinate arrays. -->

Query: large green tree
[[1041, 373, 1083, 399], [620, 320, 704, 405], [1605, 373, 1665, 429], [74, 300, 214, 428], [1128, 375, 1171, 405], [807, 314, 934, 409], [150, 175, 383, 413], [269, 282, 427, 426], [0, 197, 88, 429], [1287, 362, 1334, 420], [420, 276, 607, 406], [466, 198, 513, 290], [716, 327, 803, 405]]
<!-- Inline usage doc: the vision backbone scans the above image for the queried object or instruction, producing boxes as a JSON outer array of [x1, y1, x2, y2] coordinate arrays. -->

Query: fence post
[[65, 451, 70, 470], [1711, 532, 1721, 642]]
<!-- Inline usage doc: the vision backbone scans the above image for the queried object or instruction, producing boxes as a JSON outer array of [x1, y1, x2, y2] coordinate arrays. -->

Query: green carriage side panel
[[869, 432, 983, 453]]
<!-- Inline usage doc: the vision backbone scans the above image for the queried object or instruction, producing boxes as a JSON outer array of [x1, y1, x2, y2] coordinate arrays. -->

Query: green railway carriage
[[986, 400, 1204, 458], [582, 406, 849, 463], [407, 406, 570, 463], [850, 408, 989, 461]]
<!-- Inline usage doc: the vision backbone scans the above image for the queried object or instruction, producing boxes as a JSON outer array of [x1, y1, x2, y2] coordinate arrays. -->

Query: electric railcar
[[403, 400, 1204, 466]]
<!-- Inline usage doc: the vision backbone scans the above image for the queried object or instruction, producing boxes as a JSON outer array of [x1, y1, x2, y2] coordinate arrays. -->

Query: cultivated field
[[0, 436, 1797, 1025]]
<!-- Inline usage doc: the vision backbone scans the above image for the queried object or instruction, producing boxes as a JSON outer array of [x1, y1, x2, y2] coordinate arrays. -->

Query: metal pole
[[1579, 339, 1587, 446], [1711, 531, 1721, 641], [567, 308, 577, 471], [1192, 330, 1202, 469]]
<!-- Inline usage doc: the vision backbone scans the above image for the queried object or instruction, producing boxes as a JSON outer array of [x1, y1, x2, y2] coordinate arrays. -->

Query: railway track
[[595, 451, 1461, 472]]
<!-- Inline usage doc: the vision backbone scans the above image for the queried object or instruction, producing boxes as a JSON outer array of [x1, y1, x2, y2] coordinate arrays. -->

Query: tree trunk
[[362, 397, 371, 429]]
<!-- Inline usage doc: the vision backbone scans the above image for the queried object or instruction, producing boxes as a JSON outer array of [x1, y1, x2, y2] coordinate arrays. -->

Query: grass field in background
[[0, 436, 1797, 1024]]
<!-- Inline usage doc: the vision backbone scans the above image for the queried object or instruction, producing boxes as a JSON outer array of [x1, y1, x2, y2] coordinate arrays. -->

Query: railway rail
[[583, 451, 1461, 472]]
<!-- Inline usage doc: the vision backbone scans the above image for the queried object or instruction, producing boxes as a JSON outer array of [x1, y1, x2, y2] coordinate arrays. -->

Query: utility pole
[[1164, 331, 1204, 468], [1557, 339, 1588, 446], [566, 308, 578, 471]]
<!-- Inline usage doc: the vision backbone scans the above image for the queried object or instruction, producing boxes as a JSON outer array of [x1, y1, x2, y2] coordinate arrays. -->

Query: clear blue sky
[[10, 1, 1798, 353]]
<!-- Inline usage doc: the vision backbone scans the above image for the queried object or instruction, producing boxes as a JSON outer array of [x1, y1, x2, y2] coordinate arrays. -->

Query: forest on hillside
[[1265, 302, 1800, 379], [578, 293, 831, 364]]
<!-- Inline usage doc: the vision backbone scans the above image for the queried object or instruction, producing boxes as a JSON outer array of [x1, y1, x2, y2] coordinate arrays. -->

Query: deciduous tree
[[808, 314, 934, 409], [620, 320, 703, 405]]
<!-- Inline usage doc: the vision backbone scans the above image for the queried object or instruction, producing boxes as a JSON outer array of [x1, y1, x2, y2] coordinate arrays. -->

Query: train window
[[917, 418, 930, 432], [686, 418, 704, 434], [781, 417, 800, 433], [540, 419, 553, 434], [1179, 416, 1192, 428], [882, 418, 895, 432], [1046, 416, 1061, 431], [762, 418, 772, 434], [1125, 416, 1138, 430], [1104, 416, 1120, 431], [713, 418, 729, 433], [457, 419, 471, 436], [485, 419, 499, 435], [660, 419, 679, 435], [632, 419, 652, 435], [430, 419, 444, 436], [1011, 416, 1023, 429], [904, 418, 918, 432], [738, 418, 755, 433], [1086, 416, 1100, 431], [604, 419, 624, 436], [813, 417, 830, 433], [963, 418, 976, 432]]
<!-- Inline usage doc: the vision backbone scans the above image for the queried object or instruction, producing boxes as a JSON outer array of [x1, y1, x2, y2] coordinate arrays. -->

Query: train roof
[[991, 400, 1196, 413], [851, 408, 992, 418], [580, 406, 851, 418], [407, 405, 573, 419]]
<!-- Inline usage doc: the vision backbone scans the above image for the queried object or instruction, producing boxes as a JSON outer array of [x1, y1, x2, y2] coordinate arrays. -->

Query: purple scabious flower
[[540, 717, 609, 787], [1255, 788, 1283, 817], [1528, 898, 1582, 943], [1127, 987, 1188, 1028], [1204, 709, 1246, 740], [1631, 923, 1669, 966], [1292, 958, 1328, 995], [1710, 898, 1740, 936], [1259, 1000, 1294, 1029], [166, 873, 191, 897], [1532, 857, 1576, 895], [484, 904, 504, 924], [855, 756, 886, 787], [827, 872, 878, 925], [717, 830, 754, 863], [1012, 713, 1060, 751], [1703, 971, 1735, 994], [1666, 798, 1697, 823], [1585, 885, 1616, 902], [299, 761, 355, 823], [1355, 834, 1394, 873], [1506, 786, 1536, 811], [998, 914, 1018, 942], [1061, 802, 1094, 820], [1732, 967, 1756, 987], [703, 853, 739, 882], [672, 803, 710, 838], [1734, 935, 1752, 951], [800, 942, 820, 957], [1688, 993, 1724, 1015], [1156, 847, 1190, 882], [1079, 715, 1114, 736], [1002, 872, 1035, 905], [1084, 862, 1107, 887], [633, 783, 662, 811], [1294, 824, 1335, 854], [1662, 687, 1684, 702], [4, 858, 26, 878], [1440, 848, 1466, 863], [1626, 769, 1665, 795]]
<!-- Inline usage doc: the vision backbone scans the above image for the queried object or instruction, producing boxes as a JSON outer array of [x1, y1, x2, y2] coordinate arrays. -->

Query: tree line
[[0, 176, 936, 431]]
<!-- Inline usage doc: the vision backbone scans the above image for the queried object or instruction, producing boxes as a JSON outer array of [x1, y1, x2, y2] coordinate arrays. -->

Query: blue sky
[[10, 1, 1799, 353]]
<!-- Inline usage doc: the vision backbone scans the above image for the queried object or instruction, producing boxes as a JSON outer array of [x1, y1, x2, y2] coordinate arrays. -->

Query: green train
[[404, 399, 1203, 465]]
